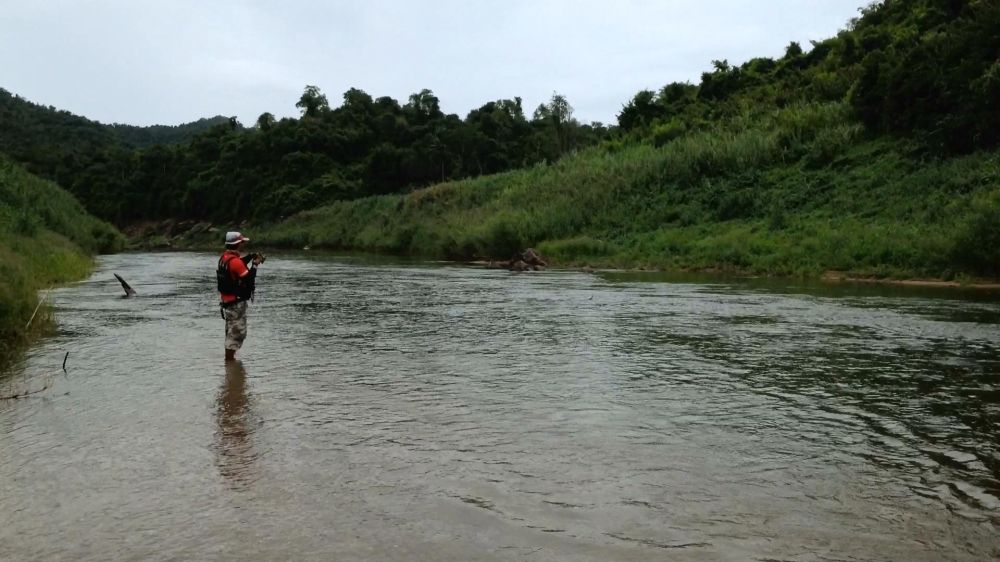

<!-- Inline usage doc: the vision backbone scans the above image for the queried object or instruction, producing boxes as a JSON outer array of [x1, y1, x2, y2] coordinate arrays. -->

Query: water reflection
[[215, 360, 258, 490]]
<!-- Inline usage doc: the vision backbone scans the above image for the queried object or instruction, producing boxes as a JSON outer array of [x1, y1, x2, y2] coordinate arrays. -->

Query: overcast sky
[[1, 1, 867, 127]]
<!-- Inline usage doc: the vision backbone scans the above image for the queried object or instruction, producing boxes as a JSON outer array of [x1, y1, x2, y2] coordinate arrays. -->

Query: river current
[[1, 252, 998, 561]]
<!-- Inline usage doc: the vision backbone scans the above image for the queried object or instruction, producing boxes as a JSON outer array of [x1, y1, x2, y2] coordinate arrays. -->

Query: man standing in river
[[218, 231, 265, 361]]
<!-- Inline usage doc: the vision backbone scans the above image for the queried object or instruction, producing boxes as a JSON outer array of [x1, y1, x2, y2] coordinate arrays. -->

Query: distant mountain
[[0, 88, 235, 180], [0, 88, 119, 183], [108, 115, 236, 148], [0, 88, 242, 208]]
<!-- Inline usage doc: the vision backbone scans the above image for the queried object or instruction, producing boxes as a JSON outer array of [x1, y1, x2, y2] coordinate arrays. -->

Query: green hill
[[0, 157, 122, 356], [0, 89, 239, 207], [261, 101, 999, 279], [260, 0, 999, 280], [0, 89, 235, 151]]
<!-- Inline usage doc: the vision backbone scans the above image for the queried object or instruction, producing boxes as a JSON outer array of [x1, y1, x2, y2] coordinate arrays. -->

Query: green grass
[[261, 102, 999, 280], [0, 157, 123, 359]]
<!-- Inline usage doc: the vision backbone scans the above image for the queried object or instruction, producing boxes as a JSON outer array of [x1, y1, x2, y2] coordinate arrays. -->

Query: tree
[[618, 89, 658, 131], [405, 89, 442, 124], [698, 59, 744, 101], [549, 93, 573, 125], [256, 112, 276, 131], [537, 92, 575, 154], [784, 41, 804, 59], [296, 85, 329, 118]]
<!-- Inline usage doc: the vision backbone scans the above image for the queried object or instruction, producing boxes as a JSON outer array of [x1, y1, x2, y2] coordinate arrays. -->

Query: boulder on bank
[[124, 218, 222, 250], [187, 222, 212, 236], [521, 248, 547, 268], [487, 248, 549, 272]]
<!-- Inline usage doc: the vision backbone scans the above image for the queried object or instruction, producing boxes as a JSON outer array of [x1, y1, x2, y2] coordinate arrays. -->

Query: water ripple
[[0, 253, 998, 561]]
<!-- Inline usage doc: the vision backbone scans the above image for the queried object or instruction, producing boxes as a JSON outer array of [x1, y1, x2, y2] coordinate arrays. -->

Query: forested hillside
[[614, 0, 998, 153], [108, 116, 234, 149], [262, 0, 1000, 279], [0, 86, 612, 224], [0, 89, 118, 190], [0, 89, 233, 172]]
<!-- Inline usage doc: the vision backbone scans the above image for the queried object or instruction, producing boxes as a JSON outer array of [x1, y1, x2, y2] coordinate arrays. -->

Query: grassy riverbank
[[0, 158, 123, 359], [259, 102, 999, 281]]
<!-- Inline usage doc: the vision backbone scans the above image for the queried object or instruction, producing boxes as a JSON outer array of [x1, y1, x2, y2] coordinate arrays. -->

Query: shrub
[[950, 192, 1000, 276], [651, 120, 687, 147], [537, 236, 618, 262]]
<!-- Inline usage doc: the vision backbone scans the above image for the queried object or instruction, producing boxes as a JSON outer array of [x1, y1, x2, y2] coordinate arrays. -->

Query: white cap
[[225, 231, 250, 245]]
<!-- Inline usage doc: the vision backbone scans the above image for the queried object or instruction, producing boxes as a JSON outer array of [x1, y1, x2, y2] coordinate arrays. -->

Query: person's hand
[[253, 253, 266, 266]]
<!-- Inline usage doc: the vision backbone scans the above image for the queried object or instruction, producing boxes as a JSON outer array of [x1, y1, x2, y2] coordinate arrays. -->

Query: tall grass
[[262, 102, 1000, 280], [0, 157, 123, 358]]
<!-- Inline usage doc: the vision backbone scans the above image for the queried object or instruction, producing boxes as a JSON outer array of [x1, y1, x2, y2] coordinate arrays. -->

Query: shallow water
[[1, 252, 998, 561]]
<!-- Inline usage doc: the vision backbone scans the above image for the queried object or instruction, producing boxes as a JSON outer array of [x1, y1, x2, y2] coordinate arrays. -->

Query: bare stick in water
[[62, 351, 69, 373]]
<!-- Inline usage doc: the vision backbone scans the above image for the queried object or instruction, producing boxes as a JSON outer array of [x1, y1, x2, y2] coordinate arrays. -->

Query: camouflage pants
[[222, 301, 249, 351]]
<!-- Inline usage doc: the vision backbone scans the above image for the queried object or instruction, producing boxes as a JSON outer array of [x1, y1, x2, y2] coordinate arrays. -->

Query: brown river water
[[1, 252, 999, 561]]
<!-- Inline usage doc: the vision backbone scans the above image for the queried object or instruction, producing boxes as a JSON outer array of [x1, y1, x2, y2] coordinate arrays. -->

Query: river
[[1, 252, 998, 561]]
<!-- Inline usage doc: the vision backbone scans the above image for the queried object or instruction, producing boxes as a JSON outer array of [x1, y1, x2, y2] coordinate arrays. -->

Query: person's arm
[[240, 253, 266, 267], [229, 255, 256, 300], [230, 256, 251, 278]]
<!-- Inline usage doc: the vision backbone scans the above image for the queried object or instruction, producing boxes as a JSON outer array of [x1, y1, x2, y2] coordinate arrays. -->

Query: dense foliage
[[850, 0, 999, 152], [109, 116, 234, 149], [0, 157, 122, 354], [0, 89, 231, 183], [0, 86, 612, 224], [261, 102, 1000, 278], [617, 0, 999, 154], [0, 88, 119, 191]]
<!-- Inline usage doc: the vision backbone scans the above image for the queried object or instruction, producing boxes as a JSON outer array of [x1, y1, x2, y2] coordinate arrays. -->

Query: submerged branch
[[2, 375, 54, 399]]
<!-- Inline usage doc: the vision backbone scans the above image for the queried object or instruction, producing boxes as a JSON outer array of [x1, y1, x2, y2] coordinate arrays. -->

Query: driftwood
[[114, 273, 137, 297]]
